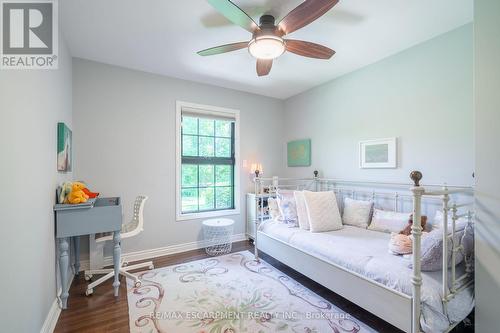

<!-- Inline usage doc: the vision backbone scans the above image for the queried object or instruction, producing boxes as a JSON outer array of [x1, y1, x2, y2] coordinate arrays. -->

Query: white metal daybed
[[252, 171, 474, 333]]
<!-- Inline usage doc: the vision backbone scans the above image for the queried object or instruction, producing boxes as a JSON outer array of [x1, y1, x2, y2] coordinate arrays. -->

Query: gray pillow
[[409, 229, 467, 272]]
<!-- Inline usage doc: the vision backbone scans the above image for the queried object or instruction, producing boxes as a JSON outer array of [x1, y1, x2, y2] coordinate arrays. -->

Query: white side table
[[202, 218, 234, 256]]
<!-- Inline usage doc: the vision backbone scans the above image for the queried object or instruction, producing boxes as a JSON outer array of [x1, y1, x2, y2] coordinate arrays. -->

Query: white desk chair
[[84, 195, 154, 295]]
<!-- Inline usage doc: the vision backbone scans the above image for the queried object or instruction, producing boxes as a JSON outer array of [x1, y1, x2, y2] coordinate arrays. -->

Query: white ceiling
[[61, 0, 473, 99]]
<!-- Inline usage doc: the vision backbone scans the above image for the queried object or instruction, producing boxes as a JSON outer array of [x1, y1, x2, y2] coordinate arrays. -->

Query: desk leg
[[59, 237, 70, 309], [73, 236, 80, 276], [112, 231, 121, 297]]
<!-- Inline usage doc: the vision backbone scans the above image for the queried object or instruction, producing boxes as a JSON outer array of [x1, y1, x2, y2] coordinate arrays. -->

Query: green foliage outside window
[[180, 116, 235, 213]]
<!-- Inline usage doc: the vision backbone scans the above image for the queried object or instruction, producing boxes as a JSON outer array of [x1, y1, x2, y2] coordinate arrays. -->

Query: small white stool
[[202, 218, 234, 256]]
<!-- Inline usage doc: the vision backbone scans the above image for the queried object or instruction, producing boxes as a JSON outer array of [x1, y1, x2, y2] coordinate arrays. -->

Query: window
[[176, 102, 240, 220]]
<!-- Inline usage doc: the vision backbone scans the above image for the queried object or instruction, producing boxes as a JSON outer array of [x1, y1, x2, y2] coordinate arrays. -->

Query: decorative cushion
[[399, 214, 428, 236], [294, 191, 310, 230], [276, 190, 298, 227], [389, 233, 413, 255], [461, 223, 475, 258], [409, 228, 465, 271], [303, 191, 343, 232], [368, 209, 410, 233], [267, 198, 281, 220], [342, 197, 373, 228], [433, 210, 468, 231]]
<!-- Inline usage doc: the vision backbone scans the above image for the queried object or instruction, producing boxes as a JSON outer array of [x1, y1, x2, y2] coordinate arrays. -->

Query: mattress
[[259, 220, 474, 333]]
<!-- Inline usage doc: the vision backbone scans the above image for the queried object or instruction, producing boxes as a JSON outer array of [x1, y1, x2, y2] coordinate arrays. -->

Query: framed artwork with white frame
[[359, 137, 397, 169]]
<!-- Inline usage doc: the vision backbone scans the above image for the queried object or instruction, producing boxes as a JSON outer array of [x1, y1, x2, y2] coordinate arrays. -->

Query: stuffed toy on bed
[[399, 214, 428, 236], [389, 214, 429, 255], [389, 233, 413, 255]]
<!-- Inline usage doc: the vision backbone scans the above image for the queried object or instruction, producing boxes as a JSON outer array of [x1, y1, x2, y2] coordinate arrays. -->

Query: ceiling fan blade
[[201, 0, 275, 28], [285, 40, 335, 59], [207, 0, 259, 33], [197, 41, 249, 56], [256, 59, 273, 76], [278, 0, 339, 36]]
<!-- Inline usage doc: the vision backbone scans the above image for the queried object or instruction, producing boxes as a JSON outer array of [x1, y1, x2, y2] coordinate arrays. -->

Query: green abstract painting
[[57, 122, 72, 172], [287, 139, 311, 167]]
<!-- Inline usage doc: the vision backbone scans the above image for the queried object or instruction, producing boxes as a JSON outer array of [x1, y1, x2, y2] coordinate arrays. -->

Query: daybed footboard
[[410, 171, 474, 333]]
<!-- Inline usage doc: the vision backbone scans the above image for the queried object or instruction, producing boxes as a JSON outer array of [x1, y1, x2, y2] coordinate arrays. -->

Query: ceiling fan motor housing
[[259, 14, 275, 27], [256, 14, 279, 37]]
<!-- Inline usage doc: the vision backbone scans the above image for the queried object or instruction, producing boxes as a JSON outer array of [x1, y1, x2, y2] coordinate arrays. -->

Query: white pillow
[[433, 210, 468, 231], [342, 197, 373, 228], [368, 209, 410, 233], [294, 191, 310, 230], [303, 191, 343, 232]]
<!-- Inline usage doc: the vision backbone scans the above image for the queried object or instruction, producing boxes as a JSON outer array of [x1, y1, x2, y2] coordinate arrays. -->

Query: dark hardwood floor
[[55, 240, 474, 333]]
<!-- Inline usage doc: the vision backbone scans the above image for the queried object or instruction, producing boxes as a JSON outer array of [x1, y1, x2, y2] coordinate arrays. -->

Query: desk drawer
[[55, 197, 122, 238]]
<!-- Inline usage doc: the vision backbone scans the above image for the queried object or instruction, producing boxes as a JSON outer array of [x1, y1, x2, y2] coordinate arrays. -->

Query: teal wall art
[[287, 139, 311, 167]]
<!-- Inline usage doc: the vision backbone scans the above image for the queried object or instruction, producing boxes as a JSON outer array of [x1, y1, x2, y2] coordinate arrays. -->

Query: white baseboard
[[102, 233, 248, 267], [78, 233, 247, 271], [40, 298, 60, 333], [41, 273, 74, 333]]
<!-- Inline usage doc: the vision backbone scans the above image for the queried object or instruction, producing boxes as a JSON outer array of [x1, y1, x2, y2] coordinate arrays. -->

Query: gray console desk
[[54, 197, 122, 309]]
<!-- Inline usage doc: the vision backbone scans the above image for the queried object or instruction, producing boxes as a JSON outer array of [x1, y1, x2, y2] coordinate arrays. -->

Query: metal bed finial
[[410, 170, 423, 187]]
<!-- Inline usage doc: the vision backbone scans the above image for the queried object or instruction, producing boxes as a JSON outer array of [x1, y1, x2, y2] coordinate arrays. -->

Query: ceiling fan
[[198, 0, 339, 76]]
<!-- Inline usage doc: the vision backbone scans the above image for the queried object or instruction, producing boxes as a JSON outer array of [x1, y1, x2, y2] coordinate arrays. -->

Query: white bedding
[[259, 220, 474, 333]]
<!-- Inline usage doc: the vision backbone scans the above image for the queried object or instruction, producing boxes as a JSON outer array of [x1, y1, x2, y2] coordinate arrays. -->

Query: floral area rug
[[126, 251, 377, 333]]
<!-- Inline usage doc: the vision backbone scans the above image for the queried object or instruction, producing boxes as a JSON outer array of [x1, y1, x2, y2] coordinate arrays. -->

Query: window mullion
[[182, 156, 233, 165], [197, 165, 200, 212], [231, 122, 235, 209], [212, 120, 216, 158], [197, 118, 200, 156], [213, 165, 216, 210], [195, 117, 200, 211]]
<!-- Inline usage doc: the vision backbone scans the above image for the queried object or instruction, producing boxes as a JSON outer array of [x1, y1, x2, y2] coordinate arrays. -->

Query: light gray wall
[[0, 39, 73, 330], [72, 59, 285, 255], [474, 1, 500, 331], [283, 24, 473, 186]]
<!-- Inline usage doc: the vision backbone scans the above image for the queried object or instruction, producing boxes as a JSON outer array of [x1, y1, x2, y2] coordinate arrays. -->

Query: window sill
[[176, 208, 240, 222]]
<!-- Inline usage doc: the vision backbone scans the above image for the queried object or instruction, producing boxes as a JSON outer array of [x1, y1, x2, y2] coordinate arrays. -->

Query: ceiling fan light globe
[[248, 36, 285, 60]]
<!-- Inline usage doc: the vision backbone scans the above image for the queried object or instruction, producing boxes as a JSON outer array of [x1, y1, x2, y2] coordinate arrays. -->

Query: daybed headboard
[[255, 171, 473, 229]]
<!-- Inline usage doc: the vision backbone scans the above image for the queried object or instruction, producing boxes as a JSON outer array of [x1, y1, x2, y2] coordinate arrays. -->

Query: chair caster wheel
[[85, 288, 93, 296], [84, 274, 93, 281], [148, 265, 154, 270], [134, 281, 141, 288]]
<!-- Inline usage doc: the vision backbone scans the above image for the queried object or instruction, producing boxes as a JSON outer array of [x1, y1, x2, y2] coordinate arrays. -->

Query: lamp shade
[[250, 163, 263, 175]]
